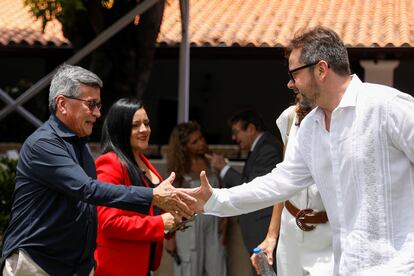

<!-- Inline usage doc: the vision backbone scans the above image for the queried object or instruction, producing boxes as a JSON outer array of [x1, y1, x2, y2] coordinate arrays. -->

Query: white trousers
[[3, 249, 94, 276], [276, 187, 334, 276], [3, 250, 48, 276]]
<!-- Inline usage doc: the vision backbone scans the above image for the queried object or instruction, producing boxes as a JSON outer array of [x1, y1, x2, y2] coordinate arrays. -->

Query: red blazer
[[94, 151, 165, 276]]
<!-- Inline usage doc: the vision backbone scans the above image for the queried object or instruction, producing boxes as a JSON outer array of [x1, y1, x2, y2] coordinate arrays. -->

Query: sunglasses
[[64, 95, 102, 111]]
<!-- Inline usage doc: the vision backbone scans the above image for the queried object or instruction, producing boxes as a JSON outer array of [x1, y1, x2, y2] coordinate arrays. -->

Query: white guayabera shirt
[[204, 75, 414, 275]]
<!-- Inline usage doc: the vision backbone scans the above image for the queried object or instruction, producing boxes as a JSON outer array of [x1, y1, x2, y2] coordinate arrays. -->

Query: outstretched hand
[[152, 172, 196, 218], [178, 170, 213, 213]]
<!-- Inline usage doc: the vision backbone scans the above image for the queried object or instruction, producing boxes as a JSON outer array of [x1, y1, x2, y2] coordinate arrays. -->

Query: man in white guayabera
[[181, 26, 414, 275]]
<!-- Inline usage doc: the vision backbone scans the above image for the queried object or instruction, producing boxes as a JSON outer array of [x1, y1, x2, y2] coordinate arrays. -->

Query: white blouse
[[205, 75, 414, 275]]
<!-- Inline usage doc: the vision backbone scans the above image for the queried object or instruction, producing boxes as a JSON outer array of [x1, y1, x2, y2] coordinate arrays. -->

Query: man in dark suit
[[207, 109, 283, 275]]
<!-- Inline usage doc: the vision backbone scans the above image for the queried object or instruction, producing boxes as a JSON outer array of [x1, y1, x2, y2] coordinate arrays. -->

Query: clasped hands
[[152, 171, 214, 227]]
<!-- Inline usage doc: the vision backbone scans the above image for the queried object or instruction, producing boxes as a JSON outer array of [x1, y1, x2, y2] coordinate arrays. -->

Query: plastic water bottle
[[253, 247, 276, 276]]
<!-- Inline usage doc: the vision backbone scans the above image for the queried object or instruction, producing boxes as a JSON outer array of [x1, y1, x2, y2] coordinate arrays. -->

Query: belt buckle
[[295, 209, 316, 232]]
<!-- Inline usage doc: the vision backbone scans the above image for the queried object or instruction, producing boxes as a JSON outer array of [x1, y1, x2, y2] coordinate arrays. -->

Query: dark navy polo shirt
[[1, 115, 153, 275]]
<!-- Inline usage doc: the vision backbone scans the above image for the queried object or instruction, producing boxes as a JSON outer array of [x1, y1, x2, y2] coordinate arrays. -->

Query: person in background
[[206, 109, 283, 275], [165, 121, 227, 276], [1, 64, 194, 276], [252, 94, 333, 276], [94, 98, 177, 275]]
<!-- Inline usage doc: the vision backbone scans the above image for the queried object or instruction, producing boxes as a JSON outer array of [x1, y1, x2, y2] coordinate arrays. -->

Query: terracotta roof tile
[[0, 0, 69, 47], [158, 0, 414, 47], [1, 0, 414, 48]]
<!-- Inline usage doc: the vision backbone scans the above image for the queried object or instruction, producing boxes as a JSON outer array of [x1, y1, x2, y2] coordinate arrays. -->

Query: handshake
[[152, 171, 213, 223]]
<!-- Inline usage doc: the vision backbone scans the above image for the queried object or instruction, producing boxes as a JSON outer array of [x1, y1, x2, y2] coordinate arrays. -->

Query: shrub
[[0, 157, 17, 248]]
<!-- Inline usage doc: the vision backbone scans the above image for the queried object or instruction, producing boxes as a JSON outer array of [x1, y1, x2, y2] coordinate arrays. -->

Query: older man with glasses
[[1, 64, 196, 276]]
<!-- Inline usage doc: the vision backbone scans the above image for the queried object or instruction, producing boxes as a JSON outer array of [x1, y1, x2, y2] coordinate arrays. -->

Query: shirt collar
[[310, 74, 362, 124], [250, 132, 264, 152], [337, 74, 361, 108]]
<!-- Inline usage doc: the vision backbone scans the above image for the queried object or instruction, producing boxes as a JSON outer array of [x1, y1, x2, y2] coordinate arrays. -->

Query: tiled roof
[[159, 0, 414, 47], [1, 0, 414, 48], [0, 0, 69, 47]]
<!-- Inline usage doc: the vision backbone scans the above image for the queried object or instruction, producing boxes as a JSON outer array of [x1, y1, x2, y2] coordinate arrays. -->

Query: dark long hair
[[101, 98, 144, 186]]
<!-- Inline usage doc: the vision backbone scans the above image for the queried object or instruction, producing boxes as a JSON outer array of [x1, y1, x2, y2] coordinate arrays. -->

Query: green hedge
[[0, 157, 17, 248]]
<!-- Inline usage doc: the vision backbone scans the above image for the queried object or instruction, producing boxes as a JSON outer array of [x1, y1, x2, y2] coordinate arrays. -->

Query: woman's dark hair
[[101, 98, 144, 186]]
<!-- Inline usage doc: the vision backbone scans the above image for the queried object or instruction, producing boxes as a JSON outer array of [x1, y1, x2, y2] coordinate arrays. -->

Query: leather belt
[[285, 200, 328, 231]]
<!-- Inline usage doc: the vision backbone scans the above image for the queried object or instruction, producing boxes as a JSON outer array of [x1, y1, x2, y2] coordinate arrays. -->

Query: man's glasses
[[64, 95, 102, 111], [288, 61, 320, 83]]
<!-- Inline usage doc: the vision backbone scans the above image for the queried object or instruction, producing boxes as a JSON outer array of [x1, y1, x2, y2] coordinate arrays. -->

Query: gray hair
[[286, 26, 351, 76], [48, 64, 103, 113]]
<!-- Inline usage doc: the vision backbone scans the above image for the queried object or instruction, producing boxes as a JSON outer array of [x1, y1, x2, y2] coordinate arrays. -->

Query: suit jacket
[[94, 152, 165, 276], [222, 131, 283, 253]]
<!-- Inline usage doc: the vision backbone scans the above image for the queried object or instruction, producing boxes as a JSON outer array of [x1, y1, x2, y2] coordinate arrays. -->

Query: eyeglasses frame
[[288, 61, 320, 83], [63, 95, 102, 111]]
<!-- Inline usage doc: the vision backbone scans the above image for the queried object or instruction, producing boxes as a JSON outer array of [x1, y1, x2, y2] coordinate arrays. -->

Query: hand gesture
[[178, 171, 213, 213], [205, 153, 227, 172], [153, 172, 196, 218]]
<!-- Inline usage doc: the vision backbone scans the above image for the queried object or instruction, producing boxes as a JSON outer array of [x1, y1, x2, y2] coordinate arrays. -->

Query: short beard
[[304, 75, 320, 105], [295, 77, 318, 125], [298, 95, 314, 110], [295, 98, 313, 126]]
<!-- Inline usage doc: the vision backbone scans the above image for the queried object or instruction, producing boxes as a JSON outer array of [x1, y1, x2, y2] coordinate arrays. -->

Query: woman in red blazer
[[94, 98, 176, 276]]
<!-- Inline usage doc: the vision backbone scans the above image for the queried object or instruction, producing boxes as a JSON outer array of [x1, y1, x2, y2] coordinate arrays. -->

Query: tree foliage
[[24, 0, 166, 120], [24, 0, 87, 30]]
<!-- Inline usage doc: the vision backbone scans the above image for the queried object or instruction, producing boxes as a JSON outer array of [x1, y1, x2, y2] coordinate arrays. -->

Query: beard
[[295, 93, 314, 110], [301, 75, 320, 106], [294, 77, 318, 125]]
